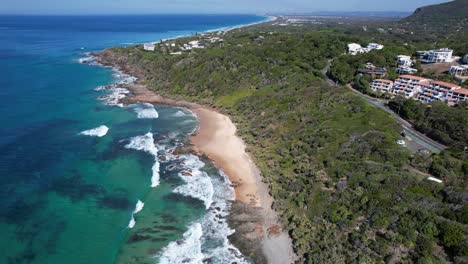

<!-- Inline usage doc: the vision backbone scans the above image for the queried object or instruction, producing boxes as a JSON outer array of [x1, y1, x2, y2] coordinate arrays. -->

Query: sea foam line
[[128, 200, 145, 229], [125, 132, 160, 187]]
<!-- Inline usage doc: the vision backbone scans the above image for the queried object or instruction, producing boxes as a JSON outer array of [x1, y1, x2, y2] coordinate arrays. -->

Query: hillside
[[98, 27, 467, 263], [400, 0, 468, 35]]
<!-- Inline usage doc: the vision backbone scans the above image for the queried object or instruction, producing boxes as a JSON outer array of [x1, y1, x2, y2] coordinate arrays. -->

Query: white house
[[143, 43, 155, 51], [348, 43, 363, 55], [396, 66, 418, 74], [419, 48, 454, 63], [397, 55, 413, 66], [348, 43, 384, 55], [367, 43, 384, 50]]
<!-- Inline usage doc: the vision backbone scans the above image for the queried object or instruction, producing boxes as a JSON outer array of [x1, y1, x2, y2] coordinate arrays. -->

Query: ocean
[[0, 14, 265, 264]]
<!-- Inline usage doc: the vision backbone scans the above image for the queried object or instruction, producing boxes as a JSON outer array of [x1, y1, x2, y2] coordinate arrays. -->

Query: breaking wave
[[97, 87, 130, 107], [133, 103, 159, 119], [174, 155, 214, 210], [158, 223, 204, 264], [133, 200, 145, 214], [124, 132, 160, 187], [158, 152, 249, 263], [128, 200, 145, 229], [79, 125, 109, 137]]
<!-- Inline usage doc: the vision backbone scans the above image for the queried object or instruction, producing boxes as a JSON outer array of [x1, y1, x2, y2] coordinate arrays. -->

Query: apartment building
[[446, 88, 468, 106], [371, 79, 394, 93], [392, 75, 429, 98], [416, 80, 461, 103]]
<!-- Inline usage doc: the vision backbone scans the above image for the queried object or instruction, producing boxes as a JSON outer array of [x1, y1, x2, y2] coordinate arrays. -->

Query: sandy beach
[[114, 81, 297, 263]]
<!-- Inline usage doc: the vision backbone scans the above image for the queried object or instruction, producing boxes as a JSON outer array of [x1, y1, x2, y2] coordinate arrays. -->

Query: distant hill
[[400, 0, 468, 34]]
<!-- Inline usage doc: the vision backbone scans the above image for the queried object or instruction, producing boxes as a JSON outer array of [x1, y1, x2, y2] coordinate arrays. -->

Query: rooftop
[[431, 80, 461, 89], [374, 79, 393, 83], [450, 88, 468, 95], [398, 75, 427, 81]]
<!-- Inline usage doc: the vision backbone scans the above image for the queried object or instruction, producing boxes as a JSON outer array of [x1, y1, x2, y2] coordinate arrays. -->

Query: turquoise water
[[0, 15, 265, 263]]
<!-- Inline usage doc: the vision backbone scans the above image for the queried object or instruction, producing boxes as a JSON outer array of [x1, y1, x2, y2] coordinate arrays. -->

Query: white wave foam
[[128, 215, 136, 229], [79, 125, 109, 137], [133, 103, 159, 119], [128, 200, 145, 229], [174, 110, 187, 117], [198, 170, 249, 263], [133, 200, 145, 214], [174, 155, 214, 209], [125, 133, 160, 187], [158, 223, 205, 264], [97, 87, 129, 107]]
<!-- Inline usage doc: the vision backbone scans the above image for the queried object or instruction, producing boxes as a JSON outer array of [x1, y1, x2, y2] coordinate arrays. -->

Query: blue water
[[0, 15, 265, 264]]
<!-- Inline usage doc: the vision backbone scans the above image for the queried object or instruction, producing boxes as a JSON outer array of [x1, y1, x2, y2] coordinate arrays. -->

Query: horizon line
[[0, 11, 412, 16]]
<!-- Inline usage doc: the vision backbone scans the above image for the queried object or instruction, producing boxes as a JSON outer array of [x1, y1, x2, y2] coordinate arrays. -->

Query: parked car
[[396, 139, 405, 145]]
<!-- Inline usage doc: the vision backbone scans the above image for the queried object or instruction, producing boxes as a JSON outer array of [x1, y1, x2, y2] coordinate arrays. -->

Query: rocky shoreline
[[94, 50, 297, 264]]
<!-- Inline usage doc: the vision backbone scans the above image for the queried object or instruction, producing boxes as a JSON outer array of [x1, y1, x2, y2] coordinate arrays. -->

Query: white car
[[396, 140, 406, 145]]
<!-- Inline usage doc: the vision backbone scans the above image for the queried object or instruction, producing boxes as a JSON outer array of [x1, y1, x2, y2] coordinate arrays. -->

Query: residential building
[[397, 55, 412, 66], [348, 42, 384, 55], [416, 80, 460, 103], [143, 43, 156, 51], [446, 88, 468, 106], [396, 66, 418, 74], [367, 43, 384, 50], [373, 74, 467, 105], [348, 43, 363, 55], [392, 75, 429, 98], [357, 67, 387, 77], [462, 54, 468, 64], [449, 65, 468, 76], [371, 79, 394, 93], [418, 48, 454, 63]]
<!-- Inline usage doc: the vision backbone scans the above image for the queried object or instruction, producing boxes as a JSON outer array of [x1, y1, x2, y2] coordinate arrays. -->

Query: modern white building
[[449, 65, 468, 76], [371, 79, 394, 93], [348, 43, 384, 55], [348, 43, 363, 55], [397, 55, 413, 66], [396, 66, 418, 74], [143, 43, 156, 51], [418, 48, 454, 63], [183, 40, 205, 50], [367, 43, 384, 50]]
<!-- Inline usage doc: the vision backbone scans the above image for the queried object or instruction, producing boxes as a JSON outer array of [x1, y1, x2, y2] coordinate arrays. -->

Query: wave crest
[[80, 125, 109, 137]]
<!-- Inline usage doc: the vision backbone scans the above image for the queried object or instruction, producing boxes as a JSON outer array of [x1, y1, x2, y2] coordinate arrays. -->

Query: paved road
[[322, 63, 446, 153], [346, 85, 446, 153]]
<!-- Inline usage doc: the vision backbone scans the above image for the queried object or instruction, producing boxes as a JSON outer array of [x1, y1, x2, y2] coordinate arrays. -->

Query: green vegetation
[[102, 23, 467, 263], [389, 98, 468, 149]]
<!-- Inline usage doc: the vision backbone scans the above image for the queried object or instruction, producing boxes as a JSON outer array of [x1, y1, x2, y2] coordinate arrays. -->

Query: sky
[[0, 0, 451, 15]]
